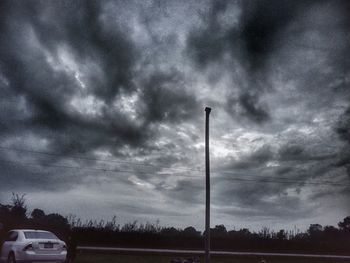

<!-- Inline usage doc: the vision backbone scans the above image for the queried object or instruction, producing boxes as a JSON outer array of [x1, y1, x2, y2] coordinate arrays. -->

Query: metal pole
[[205, 107, 211, 263]]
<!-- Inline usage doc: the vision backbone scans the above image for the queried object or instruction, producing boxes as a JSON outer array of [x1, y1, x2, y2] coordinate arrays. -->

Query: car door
[[1, 231, 18, 259]]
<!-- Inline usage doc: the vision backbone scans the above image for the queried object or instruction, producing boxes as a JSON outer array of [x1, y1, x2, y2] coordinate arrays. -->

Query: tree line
[[1, 193, 349, 254]]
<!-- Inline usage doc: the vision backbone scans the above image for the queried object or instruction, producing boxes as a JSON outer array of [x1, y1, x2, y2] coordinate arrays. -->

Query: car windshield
[[24, 231, 57, 239]]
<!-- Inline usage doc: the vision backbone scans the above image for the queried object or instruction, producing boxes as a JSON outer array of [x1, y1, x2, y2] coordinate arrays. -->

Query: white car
[[0, 229, 67, 263]]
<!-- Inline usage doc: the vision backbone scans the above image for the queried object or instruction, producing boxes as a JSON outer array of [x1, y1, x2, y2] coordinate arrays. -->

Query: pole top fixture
[[205, 107, 211, 114]]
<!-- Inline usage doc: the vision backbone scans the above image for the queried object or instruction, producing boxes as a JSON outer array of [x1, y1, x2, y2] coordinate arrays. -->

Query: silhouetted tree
[[307, 224, 323, 242], [0, 204, 11, 224], [338, 216, 350, 232], [276, 229, 287, 240], [227, 228, 253, 240], [45, 213, 69, 228], [104, 216, 118, 231], [211, 224, 227, 237], [1, 194, 350, 254], [308, 224, 322, 234], [31, 208, 46, 220], [0, 204, 11, 238], [183, 226, 200, 237], [9, 193, 27, 227], [323, 225, 339, 239], [122, 221, 138, 232], [259, 227, 271, 239], [161, 227, 180, 236]]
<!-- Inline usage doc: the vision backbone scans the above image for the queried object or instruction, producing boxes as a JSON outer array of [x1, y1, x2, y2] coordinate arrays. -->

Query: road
[[78, 246, 350, 260]]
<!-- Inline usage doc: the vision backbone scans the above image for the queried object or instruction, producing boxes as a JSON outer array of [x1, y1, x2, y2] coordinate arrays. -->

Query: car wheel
[[7, 253, 16, 263]]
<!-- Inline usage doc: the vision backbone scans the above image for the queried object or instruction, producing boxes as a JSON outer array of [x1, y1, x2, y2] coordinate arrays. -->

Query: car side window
[[4, 231, 18, 241]]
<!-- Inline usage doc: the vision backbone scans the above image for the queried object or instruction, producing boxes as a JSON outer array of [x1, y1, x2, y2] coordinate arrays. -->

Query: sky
[[0, 0, 349, 232]]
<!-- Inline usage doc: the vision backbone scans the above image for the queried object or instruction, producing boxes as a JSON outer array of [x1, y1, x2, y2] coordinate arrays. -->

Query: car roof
[[11, 229, 51, 232]]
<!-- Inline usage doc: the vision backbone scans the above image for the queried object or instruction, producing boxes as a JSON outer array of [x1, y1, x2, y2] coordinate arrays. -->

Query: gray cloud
[[0, 1, 198, 156], [0, 0, 200, 205], [226, 92, 270, 124], [139, 70, 199, 124], [187, 0, 310, 123], [224, 145, 273, 170], [336, 107, 350, 176], [0, 1, 144, 153], [187, 0, 350, 126], [0, 0, 349, 230]]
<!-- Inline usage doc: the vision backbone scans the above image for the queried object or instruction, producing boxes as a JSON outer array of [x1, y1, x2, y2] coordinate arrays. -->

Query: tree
[[237, 228, 251, 238], [183, 226, 200, 237], [0, 204, 11, 222], [211, 225, 227, 237], [0, 204, 11, 234], [323, 225, 339, 238], [10, 193, 27, 224], [259, 227, 271, 239], [277, 229, 287, 240], [45, 213, 69, 228], [338, 216, 350, 232], [104, 216, 118, 231], [161, 227, 180, 236], [31, 208, 45, 220], [308, 224, 323, 239], [122, 221, 138, 232]]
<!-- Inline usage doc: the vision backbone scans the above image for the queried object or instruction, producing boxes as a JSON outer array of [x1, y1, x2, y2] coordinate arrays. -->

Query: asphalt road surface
[[78, 246, 350, 260]]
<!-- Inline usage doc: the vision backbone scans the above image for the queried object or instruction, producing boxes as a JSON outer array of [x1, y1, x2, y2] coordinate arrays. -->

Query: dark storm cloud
[[222, 140, 336, 173], [224, 145, 273, 170], [277, 143, 337, 163], [212, 168, 316, 220], [336, 107, 350, 176], [1, 0, 350, 229], [187, 0, 319, 71], [186, 0, 350, 124], [214, 194, 313, 221], [213, 132, 347, 219], [139, 70, 199, 124], [186, 0, 350, 223], [8, 0, 137, 100], [158, 178, 204, 205], [115, 203, 190, 217], [0, 0, 199, 192], [324, 1, 350, 177], [187, 0, 312, 123], [0, 156, 82, 192], [186, 0, 229, 70], [226, 92, 270, 124], [212, 174, 312, 221], [0, 0, 144, 150], [223, 139, 340, 176], [235, 0, 316, 71]]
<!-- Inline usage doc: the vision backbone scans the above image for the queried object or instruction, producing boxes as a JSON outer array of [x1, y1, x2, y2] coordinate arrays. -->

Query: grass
[[75, 252, 350, 263]]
